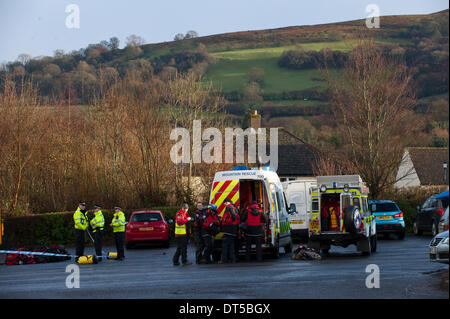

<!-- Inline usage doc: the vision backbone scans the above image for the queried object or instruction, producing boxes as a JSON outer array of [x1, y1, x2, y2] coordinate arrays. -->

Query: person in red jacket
[[242, 201, 267, 262], [199, 205, 220, 264], [219, 198, 240, 264], [172, 203, 192, 266]]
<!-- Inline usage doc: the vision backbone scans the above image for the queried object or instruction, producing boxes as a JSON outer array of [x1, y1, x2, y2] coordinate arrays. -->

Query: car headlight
[[443, 237, 449, 244]]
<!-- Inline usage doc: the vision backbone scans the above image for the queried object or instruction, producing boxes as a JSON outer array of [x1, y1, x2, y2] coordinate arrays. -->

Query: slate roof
[[408, 147, 449, 185], [275, 128, 319, 177]]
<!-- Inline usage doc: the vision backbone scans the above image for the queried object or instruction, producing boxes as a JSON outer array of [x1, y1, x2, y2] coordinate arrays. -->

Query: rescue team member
[[242, 201, 266, 262], [199, 205, 219, 264], [73, 201, 88, 261], [173, 203, 192, 266], [90, 205, 105, 261], [111, 206, 126, 261], [193, 202, 206, 264], [219, 198, 239, 264]]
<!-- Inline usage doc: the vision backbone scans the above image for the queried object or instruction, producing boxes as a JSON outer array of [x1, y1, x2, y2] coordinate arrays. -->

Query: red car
[[125, 210, 170, 248]]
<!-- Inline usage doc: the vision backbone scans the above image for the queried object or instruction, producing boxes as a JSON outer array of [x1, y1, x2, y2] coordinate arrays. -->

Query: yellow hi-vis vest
[[174, 211, 188, 236], [112, 211, 126, 232], [90, 210, 105, 232], [175, 221, 187, 236], [74, 207, 88, 231]]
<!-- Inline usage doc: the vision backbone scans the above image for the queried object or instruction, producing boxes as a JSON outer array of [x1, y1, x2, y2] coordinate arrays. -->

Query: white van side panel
[[283, 180, 317, 232]]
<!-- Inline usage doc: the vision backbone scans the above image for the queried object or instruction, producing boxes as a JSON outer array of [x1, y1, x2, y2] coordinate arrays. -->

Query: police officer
[[219, 198, 239, 263], [90, 204, 105, 261], [242, 201, 267, 262], [199, 205, 219, 264], [111, 206, 126, 261], [193, 202, 205, 264], [73, 201, 88, 261], [173, 203, 192, 266]]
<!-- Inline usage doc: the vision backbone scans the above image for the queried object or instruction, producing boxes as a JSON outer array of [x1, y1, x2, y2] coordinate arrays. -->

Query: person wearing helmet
[[199, 204, 219, 264], [219, 198, 239, 264], [193, 202, 206, 264], [242, 201, 266, 262]]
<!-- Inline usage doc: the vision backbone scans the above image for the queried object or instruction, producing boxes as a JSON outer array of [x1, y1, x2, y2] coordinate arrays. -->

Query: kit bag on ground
[[4, 244, 71, 265]]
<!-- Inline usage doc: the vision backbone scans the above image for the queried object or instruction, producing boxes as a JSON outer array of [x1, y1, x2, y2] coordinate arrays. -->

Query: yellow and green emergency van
[[209, 166, 294, 259], [307, 175, 377, 256]]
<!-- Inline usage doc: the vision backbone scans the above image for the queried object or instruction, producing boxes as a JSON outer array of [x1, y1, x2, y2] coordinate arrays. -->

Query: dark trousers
[[114, 232, 125, 259], [75, 229, 85, 257], [222, 235, 236, 262], [194, 231, 203, 263], [246, 235, 262, 262], [94, 230, 103, 257], [200, 234, 213, 262], [173, 236, 188, 263]]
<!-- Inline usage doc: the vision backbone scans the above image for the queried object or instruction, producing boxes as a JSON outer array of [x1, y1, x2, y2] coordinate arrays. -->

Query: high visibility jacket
[[74, 207, 88, 231], [221, 205, 239, 237], [243, 204, 266, 236], [329, 206, 340, 231], [90, 210, 105, 232], [175, 209, 189, 236], [111, 211, 126, 232]]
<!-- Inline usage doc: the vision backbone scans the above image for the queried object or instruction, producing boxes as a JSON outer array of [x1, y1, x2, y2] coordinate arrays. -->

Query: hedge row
[[1, 206, 180, 248]]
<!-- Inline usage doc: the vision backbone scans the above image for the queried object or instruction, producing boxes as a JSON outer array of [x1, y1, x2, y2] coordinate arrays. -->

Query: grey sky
[[0, 0, 448, 64]]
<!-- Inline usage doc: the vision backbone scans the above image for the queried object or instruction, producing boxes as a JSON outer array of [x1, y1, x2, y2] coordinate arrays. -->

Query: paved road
[[0, 235, 447, 299]]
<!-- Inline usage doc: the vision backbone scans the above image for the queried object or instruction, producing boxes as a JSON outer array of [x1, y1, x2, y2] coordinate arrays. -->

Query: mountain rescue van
[[209, 166, 294, 259], [282, 178, 317, 240], [307, 175, 377, 256]]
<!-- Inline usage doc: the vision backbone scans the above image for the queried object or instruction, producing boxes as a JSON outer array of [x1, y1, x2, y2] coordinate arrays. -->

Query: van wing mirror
[[288, 203, 297, 214]]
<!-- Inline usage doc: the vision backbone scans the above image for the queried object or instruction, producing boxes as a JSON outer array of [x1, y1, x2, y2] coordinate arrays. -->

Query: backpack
[[5, 248, 20, 266], [17, 247, 36, 265], [46, 244, 70, 262], [33, 245, 49, 264]]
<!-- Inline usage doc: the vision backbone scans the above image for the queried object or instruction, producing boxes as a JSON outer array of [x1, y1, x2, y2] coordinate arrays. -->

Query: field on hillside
[[204, 39, 393, 93]]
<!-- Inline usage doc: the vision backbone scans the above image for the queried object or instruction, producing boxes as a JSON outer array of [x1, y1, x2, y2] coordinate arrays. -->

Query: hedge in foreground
[[2, 206, 180, 248]]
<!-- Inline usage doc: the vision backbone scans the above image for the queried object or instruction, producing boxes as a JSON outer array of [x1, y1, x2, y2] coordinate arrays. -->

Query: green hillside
[[2, 9, 448, 147]]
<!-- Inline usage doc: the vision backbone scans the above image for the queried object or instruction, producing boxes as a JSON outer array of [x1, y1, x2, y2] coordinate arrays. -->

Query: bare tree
[[126, 34, 145, 47], [322, 37, 418, 198]]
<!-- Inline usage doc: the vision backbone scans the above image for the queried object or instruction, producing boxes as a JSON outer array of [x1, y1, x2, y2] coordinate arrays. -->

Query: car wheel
[[361, 237, 371, 256], [344, 206, 362, 233], [126, 242, 134, 250], [413, 221, 422, 236], [432, 221, 438, 237], [370, 235, 377, 252], [272, 239, 280, 259], [162, 240, 170, 248]]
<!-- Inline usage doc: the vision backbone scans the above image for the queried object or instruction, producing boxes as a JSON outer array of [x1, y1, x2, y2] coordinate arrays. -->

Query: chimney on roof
[[249, 109, 261, 130]]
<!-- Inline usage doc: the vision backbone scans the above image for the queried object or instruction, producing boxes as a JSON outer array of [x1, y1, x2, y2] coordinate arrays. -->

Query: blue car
[[369, 200, 406, 240]]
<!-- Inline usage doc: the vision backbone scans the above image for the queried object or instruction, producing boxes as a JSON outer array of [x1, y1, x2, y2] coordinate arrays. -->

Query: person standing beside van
[[173, 203, 192, 266], [242, 201, 266, 262], [199, 205, 219, 264], [193, 202, 206, 264], [219, 198, 239, 263]]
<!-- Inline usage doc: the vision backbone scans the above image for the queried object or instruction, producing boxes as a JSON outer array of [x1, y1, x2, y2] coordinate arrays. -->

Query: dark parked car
[[414, 191, 449, 237]]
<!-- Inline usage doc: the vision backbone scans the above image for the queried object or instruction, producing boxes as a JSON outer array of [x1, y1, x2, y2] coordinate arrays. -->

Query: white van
[[209, 166, 294, 259], [282, 178, 317, 239]]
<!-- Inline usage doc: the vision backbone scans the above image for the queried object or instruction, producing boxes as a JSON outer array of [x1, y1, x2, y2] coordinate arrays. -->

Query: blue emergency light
[[232, 166, 249, 171]]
